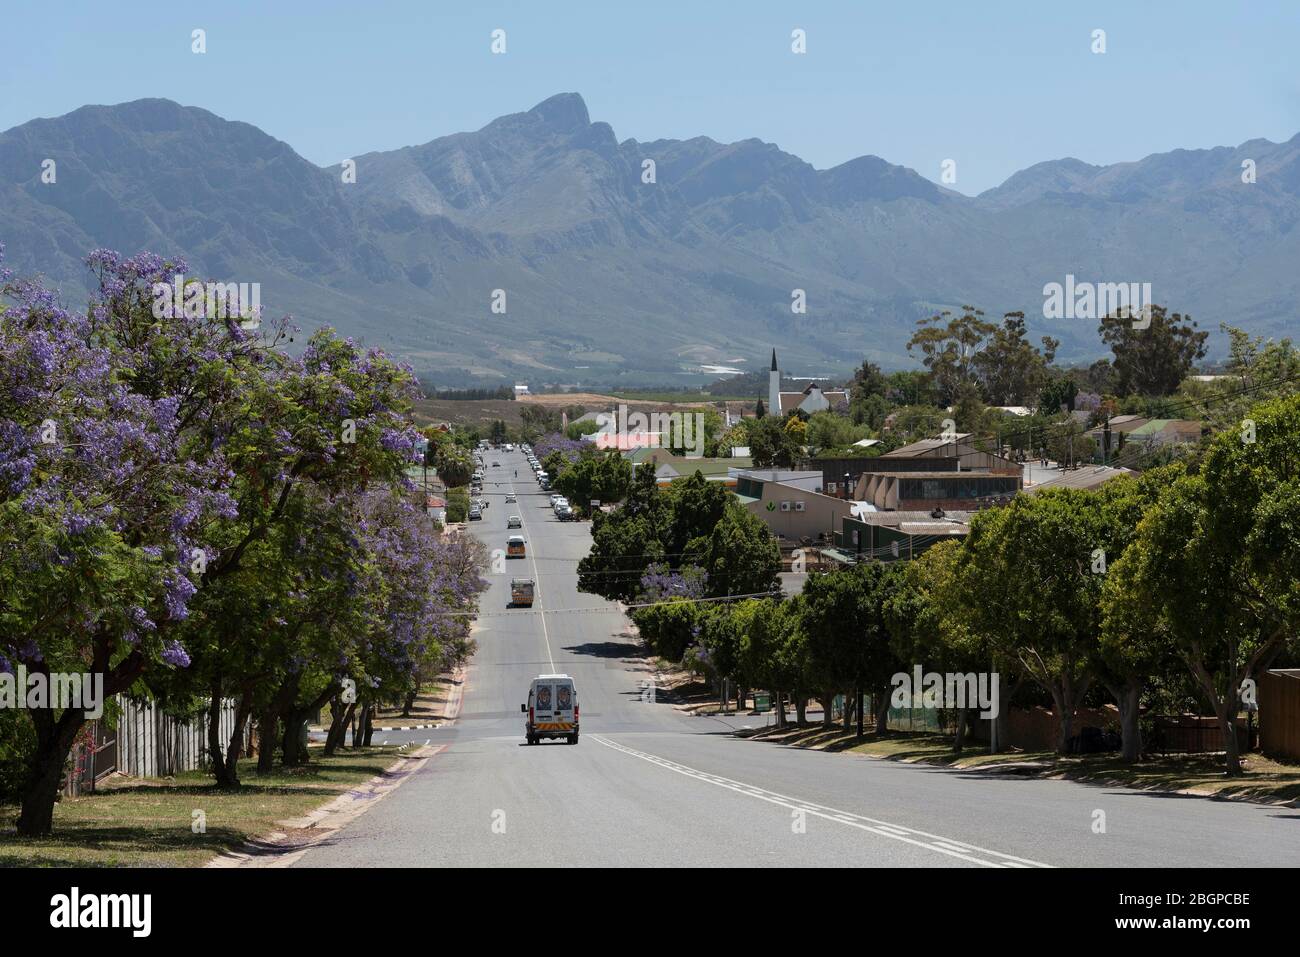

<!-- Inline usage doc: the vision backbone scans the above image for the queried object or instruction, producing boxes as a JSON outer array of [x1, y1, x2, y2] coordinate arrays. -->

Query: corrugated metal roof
[[1025, 465, 1134, 492]]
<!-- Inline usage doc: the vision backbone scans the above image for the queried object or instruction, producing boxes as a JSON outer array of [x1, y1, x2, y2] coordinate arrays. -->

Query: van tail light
[[529, 706, 534, 725], [574, 704, 579, 722]]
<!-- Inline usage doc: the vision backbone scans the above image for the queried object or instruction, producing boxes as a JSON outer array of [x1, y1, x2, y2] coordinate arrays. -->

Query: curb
[[206, 744, 445, 868]]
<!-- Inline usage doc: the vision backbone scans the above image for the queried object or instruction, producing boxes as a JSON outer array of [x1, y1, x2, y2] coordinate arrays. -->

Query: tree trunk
[[17, 709, 86, 836], [325, 700, 356, 756], [795, 696, 807, 726], [953, 708, 967, 754], [256, 708, 278, 773], [874, 687, 891, 737], [855, 687, 864, 737], [207, 688, 238, 788], [822, 690, 836, 728], [775, 691, 787, 729], [360, 704, 375, 746], [280, 701, 313, 767], [17, 650, 145, 836], [991, 671, 1012, 753], [401, 690, 416, 718], [1105, 679, 1143, 763], [1215, 703, 1242, 776], [225, 699, 251, 778], [1050, 685, 1075, 754]]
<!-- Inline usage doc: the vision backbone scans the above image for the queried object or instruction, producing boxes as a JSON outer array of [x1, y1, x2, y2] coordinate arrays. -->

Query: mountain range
[[2, 92, 1298, 387]]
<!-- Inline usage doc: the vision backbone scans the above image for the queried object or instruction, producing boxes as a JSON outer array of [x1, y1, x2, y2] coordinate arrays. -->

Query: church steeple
[[768, 348, 781, 417]]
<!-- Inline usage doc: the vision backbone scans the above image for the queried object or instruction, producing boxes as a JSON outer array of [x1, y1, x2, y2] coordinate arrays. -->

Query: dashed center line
[[592, 735, 1052, 868]]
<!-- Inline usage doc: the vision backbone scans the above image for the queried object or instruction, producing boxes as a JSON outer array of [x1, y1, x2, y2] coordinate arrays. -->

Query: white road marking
[[512, 478, 555, 671], [591, 735, 1052, 869]]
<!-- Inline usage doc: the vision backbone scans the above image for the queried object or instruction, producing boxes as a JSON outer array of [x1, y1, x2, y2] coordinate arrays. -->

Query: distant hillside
[[3, 93, 1298, 383]]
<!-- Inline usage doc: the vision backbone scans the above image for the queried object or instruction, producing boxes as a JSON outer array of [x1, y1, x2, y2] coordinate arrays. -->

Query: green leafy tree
[[435, 442, 474, 488], [885, 540, 994, 751], [631, 599, 700, 660], [1094, 468, 1184, 761], [907, 306, 997, 405], [955, 490, 1110, 753], [747, 414, 798, 468], [797, 562, 902, 730], [974, 311, 1058, 405], [1102, 396, 1300, 773], [700, 500, 781, 599], [1098, 304, 1209, 396]]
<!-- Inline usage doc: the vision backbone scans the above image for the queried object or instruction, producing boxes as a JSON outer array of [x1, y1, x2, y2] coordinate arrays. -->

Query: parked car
[[556, 505, 574, 521]]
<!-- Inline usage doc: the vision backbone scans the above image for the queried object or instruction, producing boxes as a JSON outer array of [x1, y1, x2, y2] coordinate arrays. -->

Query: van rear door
[[553, 680, 575, 729], [534, 680, 555, 725]]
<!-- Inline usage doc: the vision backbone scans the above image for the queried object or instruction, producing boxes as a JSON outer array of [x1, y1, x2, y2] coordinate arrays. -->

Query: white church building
[[768, 349, 848, 415]]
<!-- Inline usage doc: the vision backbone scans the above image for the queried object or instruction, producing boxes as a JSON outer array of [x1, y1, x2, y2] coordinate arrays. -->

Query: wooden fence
[[1260, 669, 1300, 761], [65, 696, 244, 794]]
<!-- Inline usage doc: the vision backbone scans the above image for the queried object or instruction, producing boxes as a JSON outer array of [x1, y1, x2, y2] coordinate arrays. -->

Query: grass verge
[[739, 725, 1300, 805], [0, 744, 409, 867]]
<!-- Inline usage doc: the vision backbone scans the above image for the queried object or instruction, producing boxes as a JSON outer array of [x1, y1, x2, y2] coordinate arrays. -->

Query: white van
[[521, 674, 579, 744]]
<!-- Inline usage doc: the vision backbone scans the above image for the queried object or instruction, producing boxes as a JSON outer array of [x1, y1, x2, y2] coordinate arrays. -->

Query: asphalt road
[[296, 448, 1300, 868]]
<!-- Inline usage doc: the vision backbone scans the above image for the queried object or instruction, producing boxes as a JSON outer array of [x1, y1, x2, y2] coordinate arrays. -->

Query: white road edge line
[[591, 735, 1052, 869]]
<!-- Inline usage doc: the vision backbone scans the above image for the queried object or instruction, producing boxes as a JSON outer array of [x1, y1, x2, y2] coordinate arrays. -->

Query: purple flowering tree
[[638, 562, 708, 603], [1, 246, 443, 826]]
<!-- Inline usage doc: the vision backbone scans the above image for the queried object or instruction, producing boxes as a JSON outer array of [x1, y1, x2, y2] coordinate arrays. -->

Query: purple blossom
[[162, 640, 191, 668]]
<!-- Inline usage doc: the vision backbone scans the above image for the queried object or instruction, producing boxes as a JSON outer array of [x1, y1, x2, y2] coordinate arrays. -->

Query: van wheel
[[568, 733, 579, 745], [527, 734, 536, 745]]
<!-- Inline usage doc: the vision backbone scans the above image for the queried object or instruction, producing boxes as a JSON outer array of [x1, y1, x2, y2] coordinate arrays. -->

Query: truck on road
[[510, 578, 535, 607]]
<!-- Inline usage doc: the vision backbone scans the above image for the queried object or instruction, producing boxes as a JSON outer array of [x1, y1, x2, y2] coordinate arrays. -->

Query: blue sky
[[3, 0, 1297, 195]]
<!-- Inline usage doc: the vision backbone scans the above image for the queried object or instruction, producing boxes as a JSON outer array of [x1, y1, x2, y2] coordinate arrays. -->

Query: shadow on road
[[562, 641, 648, 659]]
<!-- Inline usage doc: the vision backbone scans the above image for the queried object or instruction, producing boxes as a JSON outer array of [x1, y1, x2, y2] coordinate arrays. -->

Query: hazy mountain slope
[[2, 93, 1296, 386]]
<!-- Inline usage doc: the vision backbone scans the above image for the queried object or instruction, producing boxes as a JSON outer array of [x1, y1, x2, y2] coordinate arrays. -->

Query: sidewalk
[[313, 664, 466, 733]]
